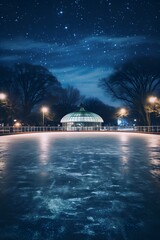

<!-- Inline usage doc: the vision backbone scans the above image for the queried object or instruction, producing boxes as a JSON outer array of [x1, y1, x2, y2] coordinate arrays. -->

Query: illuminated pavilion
[[60, 107, 104, 130]]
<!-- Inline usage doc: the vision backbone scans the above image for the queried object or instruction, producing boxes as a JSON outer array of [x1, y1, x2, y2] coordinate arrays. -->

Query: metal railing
[[0, 125, 160, 134]]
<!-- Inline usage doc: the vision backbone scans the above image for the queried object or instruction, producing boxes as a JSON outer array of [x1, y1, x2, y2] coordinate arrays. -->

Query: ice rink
[[0, 132, 160, 240]]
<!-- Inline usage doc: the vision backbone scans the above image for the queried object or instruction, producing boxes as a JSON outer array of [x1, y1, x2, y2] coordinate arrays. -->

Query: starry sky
[[0, 0, 160, 105]]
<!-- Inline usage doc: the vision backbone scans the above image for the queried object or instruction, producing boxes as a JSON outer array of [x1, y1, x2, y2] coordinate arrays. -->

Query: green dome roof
[[60, 107, 104, 123]]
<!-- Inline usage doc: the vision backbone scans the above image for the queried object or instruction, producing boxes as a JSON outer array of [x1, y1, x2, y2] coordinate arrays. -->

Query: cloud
[[50, 66, 111, 84], [50, 65, 114, 104], [0, 55, 21, 62], [81, 35, 149, 46], [0, 35, 153, 53], [0, 38, 58, 51], [0, 35, 158, 105]]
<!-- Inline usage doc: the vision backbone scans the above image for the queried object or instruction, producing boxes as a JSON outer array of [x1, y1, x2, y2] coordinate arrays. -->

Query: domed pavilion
[[60, 107, 104, 130]]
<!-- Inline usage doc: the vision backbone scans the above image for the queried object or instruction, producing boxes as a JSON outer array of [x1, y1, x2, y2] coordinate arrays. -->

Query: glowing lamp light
[[0, 93, 7, 100], [14, 122, 21, 127], [119, 108, 127, 116], [41, 106, 49, 113], [41, 106, 49, 125], [148, 96, 157, 104]]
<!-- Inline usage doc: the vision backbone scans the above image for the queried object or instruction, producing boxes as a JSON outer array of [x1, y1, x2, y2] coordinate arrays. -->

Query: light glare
[[41, 107, 49, 113], [0, 93, 7, 100], [148, 96, 157, 104]]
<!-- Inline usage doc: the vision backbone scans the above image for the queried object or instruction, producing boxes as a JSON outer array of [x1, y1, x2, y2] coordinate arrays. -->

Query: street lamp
[[13, 121, 21, 127], [148, 96, 157, 104], [41, 106, 49, 126], [119, 108, 127, 117], [0, 93, 7, 126], [147, 96, 158, 125], [0, 93, 7, 101]]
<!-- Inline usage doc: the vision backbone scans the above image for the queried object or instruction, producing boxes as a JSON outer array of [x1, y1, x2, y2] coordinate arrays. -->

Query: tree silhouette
[[0, 63, 61, 124], [83, 97, 116, 125], [99, 57, 160, 125], [0, 65, 18, 124], [13, 63, 60, 120], [52, 86, 84, 124]]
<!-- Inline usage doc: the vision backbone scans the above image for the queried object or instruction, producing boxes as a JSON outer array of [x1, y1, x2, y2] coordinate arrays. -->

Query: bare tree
[[57, 86, 84, 106], [0, 65, 19, 123], [0, 96, 13, 125], [99, 57, 160, 125], [0, 63, 61, 124], [52, 85, 84, 123], [83, 97, 116, 125], [13, 63, 60, 121], [145, 97, 160, 125]]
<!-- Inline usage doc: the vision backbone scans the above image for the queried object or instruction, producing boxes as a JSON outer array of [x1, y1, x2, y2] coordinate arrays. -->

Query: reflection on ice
[[144, 135, 160, 179], [39, 134, 50, 164], [0, 160, 5, 172], [0, 132, 160, 240]]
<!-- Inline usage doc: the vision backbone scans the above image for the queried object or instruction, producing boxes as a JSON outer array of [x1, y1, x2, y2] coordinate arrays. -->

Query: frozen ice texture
[[0, 132, 160, 240]]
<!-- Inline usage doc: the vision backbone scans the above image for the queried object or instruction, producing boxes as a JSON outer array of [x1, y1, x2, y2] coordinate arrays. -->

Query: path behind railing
[[0, 125, 160, 135]]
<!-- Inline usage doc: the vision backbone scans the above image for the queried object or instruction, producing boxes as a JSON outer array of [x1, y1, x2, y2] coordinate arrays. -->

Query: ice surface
[[0, 132, 160, 240]]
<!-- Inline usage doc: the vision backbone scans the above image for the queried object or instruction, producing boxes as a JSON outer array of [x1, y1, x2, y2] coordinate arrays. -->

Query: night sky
[[0, 0, 160, 105]]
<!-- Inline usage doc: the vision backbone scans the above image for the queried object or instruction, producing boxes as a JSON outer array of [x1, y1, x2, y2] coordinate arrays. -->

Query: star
[[0, 0, 159, 106], [58, 10, 64, 15]]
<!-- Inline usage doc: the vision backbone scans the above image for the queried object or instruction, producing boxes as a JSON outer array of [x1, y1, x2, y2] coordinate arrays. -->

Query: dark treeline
[[99, 56, 160, 126], [0, 63, 116, 126], [1, 56, 159, 126]]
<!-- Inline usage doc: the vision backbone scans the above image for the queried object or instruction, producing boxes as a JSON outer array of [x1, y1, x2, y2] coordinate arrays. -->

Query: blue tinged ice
[[0, 132, 160, 239]]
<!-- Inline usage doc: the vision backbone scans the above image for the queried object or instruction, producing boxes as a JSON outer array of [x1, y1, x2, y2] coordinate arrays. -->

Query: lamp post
[[148, 96, 158, 125], [41, 106, 48, 126], [0, 93, 7, 125]]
